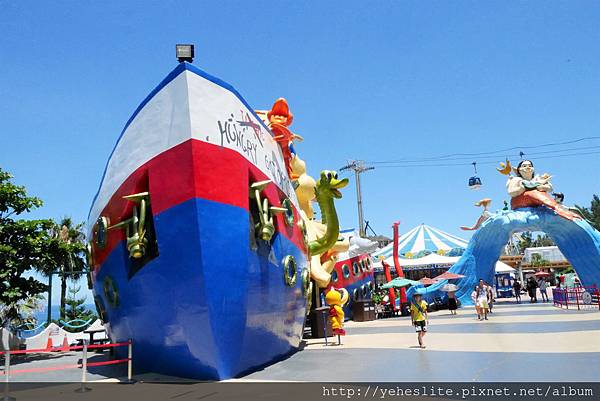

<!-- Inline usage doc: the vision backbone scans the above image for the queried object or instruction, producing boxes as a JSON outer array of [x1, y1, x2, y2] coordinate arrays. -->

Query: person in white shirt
[[476, 279, 489, 320], [471, 286, 481, 320], [538, 278, 549, 302]]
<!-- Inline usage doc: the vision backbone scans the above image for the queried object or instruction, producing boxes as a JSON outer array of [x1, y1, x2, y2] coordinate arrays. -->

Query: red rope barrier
[[3, 358, 130, 376], [3, 347, 77, 355], [1, 339, 132, 380], [86, 358, 129, 368], [1, 341, 131, 355], [6, 364, 80, 376], [87, 341, 130, 350]]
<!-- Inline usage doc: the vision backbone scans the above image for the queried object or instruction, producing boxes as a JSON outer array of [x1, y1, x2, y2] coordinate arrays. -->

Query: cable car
[[468, 162, 482, 190]]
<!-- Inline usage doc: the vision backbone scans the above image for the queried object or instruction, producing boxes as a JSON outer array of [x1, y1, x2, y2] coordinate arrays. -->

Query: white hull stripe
[[88, 64, 295, 235]]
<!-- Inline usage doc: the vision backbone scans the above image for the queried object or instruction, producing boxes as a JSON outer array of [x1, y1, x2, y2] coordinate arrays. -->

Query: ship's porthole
[[282, 198, 295, 226], [94, 295, 107, 323], [86, 242, 94, 269], [298, 219, 307, 238], [352, 261, 360, 276], [331, 269, 339, 283], [306, 282, 314, 311], [301, 268, 310, 296], [342, 264, 350, 279], [103, 276, 119, 309], [283, 255, 297, 287], [94, 216, 109, 249], [353, 288, 360, 301]]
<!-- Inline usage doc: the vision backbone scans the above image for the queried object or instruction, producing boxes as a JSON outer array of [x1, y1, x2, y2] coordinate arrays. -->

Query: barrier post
[[2, 351, 15, 401], [75, 341, 91, 393], [565, 289, 569, 309], [576, 288, 581, 311], [125, 339, 135, 384], [322, 311, 328, 347]]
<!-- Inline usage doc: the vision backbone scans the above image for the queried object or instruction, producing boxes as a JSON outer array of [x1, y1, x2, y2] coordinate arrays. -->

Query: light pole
[[340, 160, 374, 237]]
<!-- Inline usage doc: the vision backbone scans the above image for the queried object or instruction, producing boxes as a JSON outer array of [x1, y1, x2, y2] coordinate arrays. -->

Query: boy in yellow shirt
[[410, 293, 429, 349]]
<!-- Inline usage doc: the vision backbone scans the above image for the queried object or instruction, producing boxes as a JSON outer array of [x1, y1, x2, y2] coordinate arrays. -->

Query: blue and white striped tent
[[372, 224, 468, 260]]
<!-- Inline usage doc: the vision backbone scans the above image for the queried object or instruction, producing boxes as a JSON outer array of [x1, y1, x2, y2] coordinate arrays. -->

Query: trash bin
[[310, 306, 333, 338], [351, 300, 375, 322]]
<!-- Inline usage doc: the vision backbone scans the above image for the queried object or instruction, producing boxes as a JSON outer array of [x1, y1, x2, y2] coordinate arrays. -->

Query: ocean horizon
[[33, 304, 97, 323]]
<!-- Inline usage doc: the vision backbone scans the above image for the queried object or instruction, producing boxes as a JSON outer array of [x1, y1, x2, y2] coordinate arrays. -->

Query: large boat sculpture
[[87, 62, 317, 380]]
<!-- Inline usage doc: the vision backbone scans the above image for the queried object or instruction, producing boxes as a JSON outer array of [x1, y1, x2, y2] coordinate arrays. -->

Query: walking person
[[471, 286, 481, 320], [538, 277, 549, 302], [476, 279, 489, 320], [487, 283, 495, 313], [527, 277, 538, 303], [410, 294, 428, 349], [447, 290, 458, 315], [513, 280, 522, 303]]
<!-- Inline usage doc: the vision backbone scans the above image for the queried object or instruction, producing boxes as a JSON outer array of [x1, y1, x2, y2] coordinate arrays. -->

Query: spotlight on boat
[[176, 44, 194, 63]]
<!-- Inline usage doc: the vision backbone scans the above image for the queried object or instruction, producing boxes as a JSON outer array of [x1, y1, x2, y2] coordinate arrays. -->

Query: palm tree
[[53, 217, 87, 321], [574, 195, 600, 231]]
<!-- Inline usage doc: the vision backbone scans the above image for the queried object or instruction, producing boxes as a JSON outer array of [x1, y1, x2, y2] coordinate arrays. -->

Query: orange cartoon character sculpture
[[325, 287, 349, 344], [267, 98, 303, 178]]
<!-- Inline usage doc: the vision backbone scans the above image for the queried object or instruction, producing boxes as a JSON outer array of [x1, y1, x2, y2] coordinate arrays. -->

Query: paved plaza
[[3, 299, 599, 383], [240, 300, 600, 382]]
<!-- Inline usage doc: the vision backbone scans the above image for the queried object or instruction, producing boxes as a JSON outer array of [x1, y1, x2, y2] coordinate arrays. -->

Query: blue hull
[[94, 197, 308, 379]]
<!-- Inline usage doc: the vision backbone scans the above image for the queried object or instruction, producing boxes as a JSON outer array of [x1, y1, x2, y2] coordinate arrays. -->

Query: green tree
[[51, 217, 87, 321], [0, 294, 45, 329], [372, 289, 386, 304], [0, 168, 63, 327], [575, 194, 600, 231], [62, 284, 96, 325], [518, 231, 533, 254], [530, 253, 549, 267], [532, 233, 555, 247]]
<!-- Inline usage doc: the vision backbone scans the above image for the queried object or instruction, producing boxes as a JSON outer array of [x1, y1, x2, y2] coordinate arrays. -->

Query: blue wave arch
[[408, 207, 600, 305]]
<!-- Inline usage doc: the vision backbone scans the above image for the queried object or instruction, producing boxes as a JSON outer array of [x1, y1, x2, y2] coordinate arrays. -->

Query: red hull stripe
[[91, 139, 306, 269]]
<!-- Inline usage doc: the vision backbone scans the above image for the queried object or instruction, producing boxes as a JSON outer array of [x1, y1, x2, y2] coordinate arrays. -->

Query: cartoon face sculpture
[[516, 160, 534, 180], [267, 98, 293, 127], [325, 287, 349, 307]]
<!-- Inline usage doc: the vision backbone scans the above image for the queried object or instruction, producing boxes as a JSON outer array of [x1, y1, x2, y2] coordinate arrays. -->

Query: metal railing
[[552, 285, 600, 311], [1, 339, 133, 399]]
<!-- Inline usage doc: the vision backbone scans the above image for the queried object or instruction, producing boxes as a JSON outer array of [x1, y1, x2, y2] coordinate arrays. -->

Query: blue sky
[[2, 2, 599, 305]]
